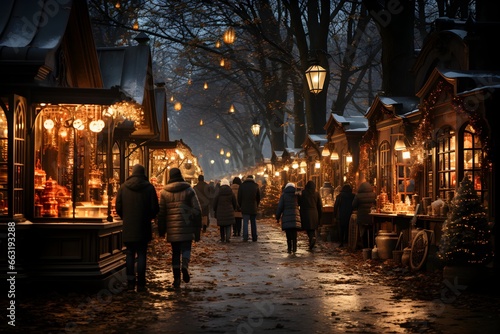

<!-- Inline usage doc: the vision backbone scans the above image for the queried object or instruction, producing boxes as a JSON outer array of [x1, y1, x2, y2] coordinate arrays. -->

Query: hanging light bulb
[[115, 2, 120, 9], [215, 40, 221, 48], [199, 119, 203, 126], [203, 82, 208, 90], [220, 148, 224, 155], [43, 119, 54, 130], [220, 58, 225, 67], [229, 104, 235, 114], [321, 145, 330, 157], [133, 19, 139, 30], [216, 133, 220, 139], [330, 151, 339, 160], [223, 27, 236, 44], [174, 102, 182, 111], [89, 120, 103, 133], [346, 152, 353, 163], [226, 151, 231, 158]]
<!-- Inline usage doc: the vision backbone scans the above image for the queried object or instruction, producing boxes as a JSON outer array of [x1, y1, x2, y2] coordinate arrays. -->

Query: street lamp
[[251, 118, 260, 137], [305, 63, 327, 94]]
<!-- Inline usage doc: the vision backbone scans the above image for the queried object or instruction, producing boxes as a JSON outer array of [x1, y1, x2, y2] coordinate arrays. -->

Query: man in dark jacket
[[237, 175, 261, 242], [193, 174, 211, 232], [157, 168, 202, 289], [332, 183, 355, 248], [116, 164, 159, 292]]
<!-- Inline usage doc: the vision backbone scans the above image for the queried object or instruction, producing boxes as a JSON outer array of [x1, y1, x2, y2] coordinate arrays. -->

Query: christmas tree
[[259, 181, 282, 218], [437, 176, 492, 265]]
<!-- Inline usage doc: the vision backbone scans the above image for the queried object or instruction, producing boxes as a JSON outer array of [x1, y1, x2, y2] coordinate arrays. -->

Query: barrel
[[375, 230, 399, 260]]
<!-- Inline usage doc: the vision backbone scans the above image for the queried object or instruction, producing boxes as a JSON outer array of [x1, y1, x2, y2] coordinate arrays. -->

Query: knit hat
[[220, 178, 230, 187], [285, 182, 295, 188], [132, 164, 145, 176], [169, 168, 183, 180]]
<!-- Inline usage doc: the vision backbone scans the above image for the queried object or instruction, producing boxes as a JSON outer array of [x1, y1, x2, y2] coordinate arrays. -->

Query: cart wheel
[[410, 230, 429, 271]]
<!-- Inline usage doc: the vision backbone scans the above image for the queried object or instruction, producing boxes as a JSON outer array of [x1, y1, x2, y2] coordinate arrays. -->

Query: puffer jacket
[[116, 173, 159, 243], [157, 181, 202, 242], [352, 182, 377, 226], [213, 185, 237, 226], [276, 185, 301, 230], [238, 178, 260, 215]]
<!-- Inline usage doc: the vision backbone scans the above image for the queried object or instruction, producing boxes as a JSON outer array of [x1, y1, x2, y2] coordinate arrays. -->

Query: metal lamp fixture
[[394, 138, 407, 151], [330, 150, 339, 160], [321, 145, 330, 157], [251, 118, 260, 136], [305, 64, 327, 94]]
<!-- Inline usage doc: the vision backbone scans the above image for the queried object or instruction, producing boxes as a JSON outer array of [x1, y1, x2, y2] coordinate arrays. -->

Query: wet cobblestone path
[[3, 218, 499, 333]]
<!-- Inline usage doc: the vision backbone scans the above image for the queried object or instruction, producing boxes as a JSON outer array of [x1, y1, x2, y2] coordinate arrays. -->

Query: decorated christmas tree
[[259, 181, 283, 218], [437, 176, 492, 265]]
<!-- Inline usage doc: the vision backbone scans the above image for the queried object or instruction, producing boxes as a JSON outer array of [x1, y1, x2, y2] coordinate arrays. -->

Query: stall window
[[462, 123, 487, 209], [0, 108, 8, 216], [34, 105, 110, 219], [378, 141, 390, 197], [14, 101, 26, 217], [436, 126, 455, 200]]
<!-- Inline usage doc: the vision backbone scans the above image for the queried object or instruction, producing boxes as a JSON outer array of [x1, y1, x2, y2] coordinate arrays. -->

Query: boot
[[309, 237, 316, 250], [287, 240, 292, 253], [292, 239, 297, 253], [173, 268, 181, 288], [182, 258, 190, 283], [126, 280, 135, 291]]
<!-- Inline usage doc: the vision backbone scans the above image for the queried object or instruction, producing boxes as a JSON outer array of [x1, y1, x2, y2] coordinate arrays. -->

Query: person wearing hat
[[116, 164, 159, 292], [237, 175, 261, 242], [276, 182, 302, 253], [213, 178, 238, 242], [157, 167, 202, 289]]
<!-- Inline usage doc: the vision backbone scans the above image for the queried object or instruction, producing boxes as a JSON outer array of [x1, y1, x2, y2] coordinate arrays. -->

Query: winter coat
[[213, 185, 237, 226], [230, 183, 242, 218], [332, 184, 355, 227], [299, 181, 322, 231], [193, 180, 211, 216], [238, 178, 261, 215], [352, 182, 377, 226], [116, 173, 159, 243], [276, 185, 301, 230], [157, 181, 202, 243]]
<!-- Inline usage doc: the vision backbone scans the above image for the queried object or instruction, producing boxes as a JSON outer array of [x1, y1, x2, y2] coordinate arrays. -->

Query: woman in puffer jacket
[[276, 182, 301, 254], [213, 178, 238, 242]]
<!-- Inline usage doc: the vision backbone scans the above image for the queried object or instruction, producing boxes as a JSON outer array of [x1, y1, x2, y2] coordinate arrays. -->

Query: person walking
[[332, 183, 355, 248], [299, 180, 322, 251], [276, 182, 302, 253], [352, 181, 377, 249], [213, 178, 238, 242], [230, 176, 243, 236], [115, 164, 159, 292], [157, 168, 202, 289], [194, 174, 211, 232], [238, 175, 261, 242]]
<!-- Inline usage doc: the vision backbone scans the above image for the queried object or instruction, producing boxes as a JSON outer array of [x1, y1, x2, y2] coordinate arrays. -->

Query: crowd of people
[[117, 164, 377, 292]]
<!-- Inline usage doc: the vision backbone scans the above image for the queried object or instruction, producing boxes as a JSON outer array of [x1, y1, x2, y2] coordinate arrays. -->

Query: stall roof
[[417, 67, 500, 98], [0, 0, 102, 87], [97, 34, 153, 106], [331, 114, 369, 132], [364, 96, 419, 120]]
